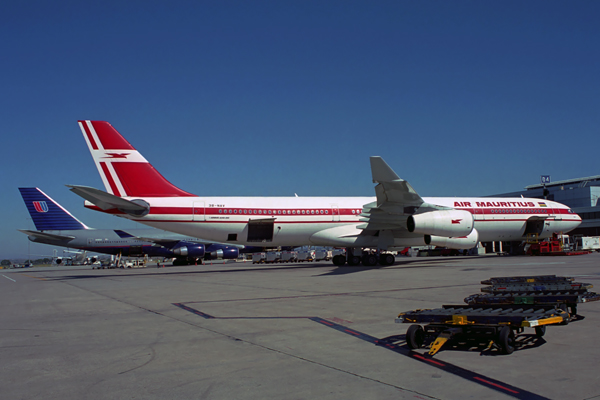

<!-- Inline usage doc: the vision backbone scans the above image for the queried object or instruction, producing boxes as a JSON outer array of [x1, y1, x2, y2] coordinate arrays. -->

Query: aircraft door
[[193, 201, 205, 221], [129, 246, 143, 256], [473, 207, 486, 221], [331, 204, 340, 221], [553, 207, 562, 221], [247, 219, 274, 243]]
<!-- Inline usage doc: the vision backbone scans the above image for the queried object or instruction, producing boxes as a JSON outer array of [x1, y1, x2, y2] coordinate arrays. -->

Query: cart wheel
[[498, 326, 515, 355], [558, 303, 570, 325], [534, 326, 546, 337], [406, 325, 425, 349]]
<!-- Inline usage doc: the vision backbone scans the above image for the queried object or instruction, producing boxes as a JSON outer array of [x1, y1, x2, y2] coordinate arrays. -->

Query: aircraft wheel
[[362, 254, 378, 267], [332, 255, 346, 266], [348, 255, 361, 266], [406, 324, 425, 349], [379, 254, 395, 266], [498, 326, 515, 354]]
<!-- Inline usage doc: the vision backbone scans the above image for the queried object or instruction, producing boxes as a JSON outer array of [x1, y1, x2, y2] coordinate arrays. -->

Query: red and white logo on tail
[[78, 121, 193, 198]]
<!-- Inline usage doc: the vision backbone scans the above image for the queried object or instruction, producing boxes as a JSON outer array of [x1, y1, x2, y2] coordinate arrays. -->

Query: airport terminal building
[[494, 175, 600, 237]]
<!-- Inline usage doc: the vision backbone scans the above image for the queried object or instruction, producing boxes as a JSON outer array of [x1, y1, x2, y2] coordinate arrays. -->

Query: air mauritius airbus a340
[[68, 121, 582, 267]]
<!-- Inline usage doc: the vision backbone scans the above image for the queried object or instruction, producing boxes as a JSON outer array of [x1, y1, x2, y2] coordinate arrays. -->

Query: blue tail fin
[[19, 188, 89, 231]]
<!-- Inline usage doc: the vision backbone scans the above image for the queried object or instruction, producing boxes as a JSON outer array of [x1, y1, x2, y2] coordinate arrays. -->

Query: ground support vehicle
[[266, 251, 281, 263], [297, 250, 315, 262], [314, 249, 332, 261], [252, 252, 266, 264], [575, 236, 600, 251], [397, 304, 568, 356], [527, 237, 590, 256], [280, 251, 298, 262]]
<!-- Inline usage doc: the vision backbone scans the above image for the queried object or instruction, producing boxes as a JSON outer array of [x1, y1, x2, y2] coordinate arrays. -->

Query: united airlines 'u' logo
[[33, 201, 49, 213]]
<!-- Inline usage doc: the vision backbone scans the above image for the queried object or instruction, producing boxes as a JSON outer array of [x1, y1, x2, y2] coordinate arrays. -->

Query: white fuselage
[[85, 195, 582, 248]]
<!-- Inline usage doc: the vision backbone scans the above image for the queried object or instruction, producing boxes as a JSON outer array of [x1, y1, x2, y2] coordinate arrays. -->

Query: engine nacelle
[[425, 228, 479, 249], [206, 245, 239, 260], [173, 243, 205, 257], [407, 209, 474, 237]]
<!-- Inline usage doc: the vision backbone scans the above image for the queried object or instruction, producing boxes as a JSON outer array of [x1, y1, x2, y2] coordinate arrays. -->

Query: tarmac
[[2, 252, 600, 400]]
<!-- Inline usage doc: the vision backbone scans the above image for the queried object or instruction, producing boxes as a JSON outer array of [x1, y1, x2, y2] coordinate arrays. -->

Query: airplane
[[68, 120, 582, 267], [19, 187, 246, 266]]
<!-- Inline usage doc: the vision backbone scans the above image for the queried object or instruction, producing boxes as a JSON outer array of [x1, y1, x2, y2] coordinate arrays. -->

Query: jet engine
[[407, 210, 474, 237], [172, 243, 205, 258], [206, 245, 239, 260], [425, 228, 479, 249]]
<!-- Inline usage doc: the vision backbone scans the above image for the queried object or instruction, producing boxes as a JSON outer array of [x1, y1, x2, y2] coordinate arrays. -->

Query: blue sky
[[1, 1, 599, 259]]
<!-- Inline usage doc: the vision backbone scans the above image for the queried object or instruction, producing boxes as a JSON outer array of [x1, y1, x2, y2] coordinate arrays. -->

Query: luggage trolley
[[475, 275, 597, 316], [396, 304, 569, 355], [465, 292, 600, 316]]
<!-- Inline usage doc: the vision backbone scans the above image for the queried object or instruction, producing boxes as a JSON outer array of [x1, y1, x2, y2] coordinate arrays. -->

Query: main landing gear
[[332, 248, 396, 267]]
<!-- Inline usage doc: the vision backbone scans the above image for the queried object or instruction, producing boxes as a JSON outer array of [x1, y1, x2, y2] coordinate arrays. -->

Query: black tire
[[379, 254, 395, 266], [332, 255, 346, 266], [406, 325, 425, 349], [570, 305, 578, 316], [348, 255, 361, 266], [558, 303, 570, 325], [498, 326, 515, 354], [534, 326, 546, 337], [362, 254, 378, 267]]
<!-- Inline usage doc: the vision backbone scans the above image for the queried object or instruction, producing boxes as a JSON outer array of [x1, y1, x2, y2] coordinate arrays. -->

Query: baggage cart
[[396, 304, 568, 356]]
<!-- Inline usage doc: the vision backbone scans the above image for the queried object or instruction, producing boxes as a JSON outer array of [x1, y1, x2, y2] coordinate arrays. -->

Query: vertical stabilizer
[[19, 187, 89, 231], [78, 120, 194, 197]]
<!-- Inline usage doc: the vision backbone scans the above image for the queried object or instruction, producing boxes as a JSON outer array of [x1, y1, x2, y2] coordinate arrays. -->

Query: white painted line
[[2, 274, 16, 282]]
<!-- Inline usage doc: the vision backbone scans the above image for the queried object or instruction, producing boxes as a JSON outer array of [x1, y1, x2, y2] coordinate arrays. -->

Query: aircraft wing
[[130, 235, 246, 250], [18, 229, 75, 242], [370, 157, 424, 208], [358, 157, 425, 231]]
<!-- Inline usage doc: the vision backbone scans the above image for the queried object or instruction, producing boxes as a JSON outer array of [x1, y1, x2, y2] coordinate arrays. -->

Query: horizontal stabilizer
[[18, 229, 75, 242], [67, 185, 149, 216]]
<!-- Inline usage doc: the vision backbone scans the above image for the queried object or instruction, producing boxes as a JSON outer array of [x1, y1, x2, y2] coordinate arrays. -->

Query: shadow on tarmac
[[17, 256, 491, 281]]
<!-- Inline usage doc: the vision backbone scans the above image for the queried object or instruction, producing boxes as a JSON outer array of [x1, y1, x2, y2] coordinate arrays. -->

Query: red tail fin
[[78, 120, 194, 197]]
